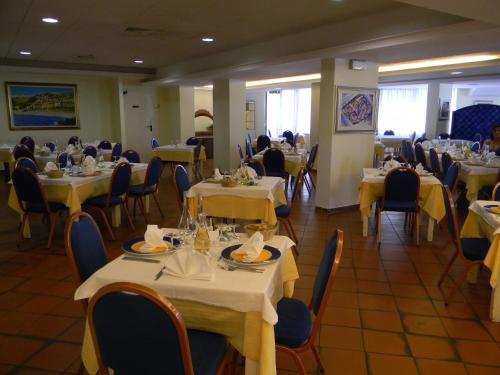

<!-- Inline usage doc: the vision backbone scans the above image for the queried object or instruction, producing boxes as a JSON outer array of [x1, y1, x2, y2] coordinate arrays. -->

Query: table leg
[[144, 196, 150, 213], [427, 218, 434, 242], [490, 287, 500, 322], [362, 214, 368, 237], [111, 206, 121, 227]]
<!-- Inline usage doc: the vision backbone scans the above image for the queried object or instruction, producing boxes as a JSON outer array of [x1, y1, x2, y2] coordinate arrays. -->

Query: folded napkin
[[40, 145, 51, 154], [241, 166, 257, 179], [421, 140, 431, 150], [117, 157, 129, 164], [415, 163, 425, 175], [486, 152, 497, 160], [383, 158, 401, 171], [140, 225, 169, 252], [66, 144, 75, 154], [81, 155, 96, 174], [44, 161, 59, 172], [487, 157, 500, 167], [213, 168, 223, 181], [165, 250, 214, 281], [233, 232, 264, 262]]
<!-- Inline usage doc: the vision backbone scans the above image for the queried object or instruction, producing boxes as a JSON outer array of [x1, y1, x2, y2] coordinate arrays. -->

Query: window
[[266, 88, 311, 137], [377, 85, 428, 136]]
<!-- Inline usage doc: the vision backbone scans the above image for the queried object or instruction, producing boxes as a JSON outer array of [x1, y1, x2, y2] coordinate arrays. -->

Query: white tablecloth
[[252, 149, 307, 165], [362, 168, 441, 186], [154, 144, 198, 153], [469, 200, 500, 235]]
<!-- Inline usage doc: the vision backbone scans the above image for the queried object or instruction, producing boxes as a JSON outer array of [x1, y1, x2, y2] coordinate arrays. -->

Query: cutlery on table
[[218, 264, 264, 273], [122, 256, 160, 264], [154, 266, 166, 281]]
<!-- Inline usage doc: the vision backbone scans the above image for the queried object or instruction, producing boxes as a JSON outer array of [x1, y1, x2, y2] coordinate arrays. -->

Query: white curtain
[[266, 88, 311, 137], [377, 85, 428, 136]]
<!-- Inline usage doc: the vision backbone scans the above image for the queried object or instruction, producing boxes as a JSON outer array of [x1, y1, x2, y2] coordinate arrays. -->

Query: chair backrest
[[14, 157, 38, 173], [308, 230, 344, 342], [88, 282, 196, 375], [97, 140, 112, 150], [282, 130, 294, 145], [429, 148, 440, 174], [151, 138, 160, 149], [438, 133, 450, 140], [57, 152, 75, 167], [492, 182, 500, 201], [441, 185, 461, 249], [263, 148, 285, 173], [12, 167, 48, 213], [109, 162, 132, 199], [290, 168, 304, 205], [268, 129, 272, 137], [13, 144, 35, 162], [256, 135, 271, 152], [65, 212, 108, 288], [307, 144, 319, 170], [383, 130, 394, 135], [186, 137, 199, 146], [441, 152, 452, 177], [383, 155, 407, 164], [144, 157, 163, 188], [414, 133, 426, 145], [68, 136, 79, 145], [121, 149, 141, 163], [245, 138, 254, 158], [174, 165, 190, 210], [443, 161, 460, 193], [44, 142, 56, 152], [471, 142, 481, 153], [246, 160, 265, 176], [20, 136, 35, 152], [83, 146, 97, 158], [193, 142, 202, 163], [237, 144, 244, 160], [414, 143, 427, 167], [111, 143, 122, 159], [473, 133, 483, 143], [402, 141, 415, 164], [382, 167, 420, 204], [410, 131, 417, 143]]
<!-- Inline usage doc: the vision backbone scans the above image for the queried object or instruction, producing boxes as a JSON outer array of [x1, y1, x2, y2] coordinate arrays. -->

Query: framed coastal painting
[[5, 82, 79, 130], [335, 86, 378, 132]]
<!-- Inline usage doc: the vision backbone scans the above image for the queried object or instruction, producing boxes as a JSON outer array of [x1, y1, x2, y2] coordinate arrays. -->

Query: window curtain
[[266, 88, 311, 137], [377, 85, 428, 137]]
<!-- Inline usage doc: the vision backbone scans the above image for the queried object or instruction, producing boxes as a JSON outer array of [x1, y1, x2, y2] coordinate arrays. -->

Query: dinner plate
[[221, 244, 281, 267], [484, 204, 500, 215], [122, 236, 181, 256]]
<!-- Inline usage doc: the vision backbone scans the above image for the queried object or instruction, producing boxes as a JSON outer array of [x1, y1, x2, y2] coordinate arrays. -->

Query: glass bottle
[[177, 192, 196, 243], [194, 212, 210, 252]]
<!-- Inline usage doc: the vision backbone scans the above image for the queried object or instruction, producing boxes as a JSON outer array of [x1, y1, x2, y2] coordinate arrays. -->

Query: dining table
[[359, 168, 445, 241], [74, 232, 299, 375], [8, 162, 148, 237], [152, 144, 207, 174], [252, 149, 307, 177], [186, 176, 287, 225], [460, 200, 500, 321]]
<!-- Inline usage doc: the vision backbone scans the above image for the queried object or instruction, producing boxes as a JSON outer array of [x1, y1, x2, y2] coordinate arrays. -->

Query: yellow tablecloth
[[81, 247, 299, 375], [152, 148, 207, 164], [459, 170, 498, 202]]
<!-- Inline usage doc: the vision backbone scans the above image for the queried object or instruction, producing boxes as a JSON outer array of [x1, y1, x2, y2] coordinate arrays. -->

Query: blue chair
[[111, 143, 122, 160], [383, 155, 407, 164], [97, 140, 112, 150], [151, 138, 160, 149], [44, 142, 56, 152], [237, 144, 245, 161], [13, 144, 36, 163], [383, 130, 395, 135], [245, 138, 254, 159], [438, 185, 490, 304], [88, 282, 228, 375], [414, 143, 428, 170], [282, 130, 294, 146], [20, 136, 35, 153], [83, 146, 97, 158], [275, 230, 344, 374], [246, 160, 265, 177], [441, 152, 452, 177], [429, 148, 441, 175], [14, 157, 38, 173], [128, 157, 164, 223], [192, 143, 203, 181], [64, 212, 108, 311], [443, 162, 460, 194], [303, 143, 318, 194], [402, 141, 415, 166], [186, 137, 199, 146], [376, 167, 420, 247], [263, 149, 288, 178], [410, 131, 417, 144], [471, 142, 481, 153], [256, 135, 271, 152], [121, 149, 141, 163], [83, 162, 134, 240], [492, 182, 500, 201], [56, 153, 75, 168], [438, 133, 450, 140], [173, 165, 190, 211], [68, 136, 79, 145], [267, 129, 272, 137], [12, 167, 67, 248]]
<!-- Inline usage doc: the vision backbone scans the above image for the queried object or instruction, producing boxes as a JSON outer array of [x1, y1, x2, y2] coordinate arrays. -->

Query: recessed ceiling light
[[450, 71, 463, 75], [201, 37, 214, 43], [42, 17, 58, 23], [133, 60, 144, 64], [19, 51, 31, 55]]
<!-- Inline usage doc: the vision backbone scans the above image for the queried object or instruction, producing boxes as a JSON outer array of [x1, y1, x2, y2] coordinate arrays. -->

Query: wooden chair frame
[[14, 157, 39, 172], [130, 156, 164, 223], [278, 169, 304, 255], [173, 164, 190, 212], [492, 181, 500, 201]]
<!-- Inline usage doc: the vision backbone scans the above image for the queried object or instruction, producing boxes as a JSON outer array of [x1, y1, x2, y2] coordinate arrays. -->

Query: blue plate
[[122, 236, 180, 256], [484, 204, 500, 214], [221, 244, 281, 267]]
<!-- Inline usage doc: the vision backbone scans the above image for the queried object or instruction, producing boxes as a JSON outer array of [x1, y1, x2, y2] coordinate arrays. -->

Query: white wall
[[246, 90, 266, 139], [0, 71, 121, 146], [194, 88, 213, 132]]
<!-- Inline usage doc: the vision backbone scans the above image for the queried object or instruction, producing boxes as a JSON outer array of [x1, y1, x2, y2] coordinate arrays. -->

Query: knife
[[122, 256, 160, 264]]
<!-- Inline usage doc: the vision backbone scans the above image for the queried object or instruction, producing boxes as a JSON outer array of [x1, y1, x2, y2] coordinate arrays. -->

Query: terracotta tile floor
[[1, 167, 500, 375]]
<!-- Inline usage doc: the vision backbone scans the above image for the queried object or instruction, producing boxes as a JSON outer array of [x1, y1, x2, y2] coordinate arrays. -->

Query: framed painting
[[335, 86, 378, 133], [439, 99, 450, 120], [5, 82, 79, 130]]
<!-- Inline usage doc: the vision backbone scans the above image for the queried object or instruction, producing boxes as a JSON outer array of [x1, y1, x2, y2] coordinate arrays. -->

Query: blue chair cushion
[[275, 204, 290, 218], [26, 201, 66, 213], [461, 238, 490, 261], [187, 329, 227, 375], [128, 184, 154, 196], [84, 195, 122, 207], [382, 200, 417, 212], [274, 298, 312, 348]]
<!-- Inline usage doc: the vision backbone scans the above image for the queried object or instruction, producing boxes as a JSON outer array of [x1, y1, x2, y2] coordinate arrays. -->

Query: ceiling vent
[[124, 26, 155, 36], [74, 54, 95, 60]]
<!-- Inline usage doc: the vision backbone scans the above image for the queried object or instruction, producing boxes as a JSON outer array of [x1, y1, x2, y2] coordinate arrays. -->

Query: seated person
[[484, 124, 500, 153]]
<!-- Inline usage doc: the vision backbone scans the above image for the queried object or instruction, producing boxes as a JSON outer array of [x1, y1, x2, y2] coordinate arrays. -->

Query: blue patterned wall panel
[[450, 104, 500, 142]]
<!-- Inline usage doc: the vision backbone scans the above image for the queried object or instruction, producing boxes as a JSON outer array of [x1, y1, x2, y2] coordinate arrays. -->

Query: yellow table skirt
[[0, 150, 12, 164], [188, 191, 287, 226], [359, 181, 445, 222], [152, 148, 207, 164], [8, 169, 147, 215], [461, 210, 500, 288], [81, 248, 299, 375], [459, 170, 498, 202], [285, 159, 305, 177]]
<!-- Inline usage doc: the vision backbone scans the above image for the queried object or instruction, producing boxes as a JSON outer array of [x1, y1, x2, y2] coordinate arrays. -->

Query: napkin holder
[[221, 176, 238, 187], [46, 169, 64, 178]]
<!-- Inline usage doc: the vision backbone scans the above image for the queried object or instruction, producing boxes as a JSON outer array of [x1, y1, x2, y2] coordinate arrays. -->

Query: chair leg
[[137, 197, 150, 224], [133, 197, 138, 217], [415, 210, 420, 246], [303, 174, 312, 194], [17, 213, 28, 246], [152, 192, 164, 217], [97, 207, 115, 240], [311, 346, 325, 373], [309, 171, 316, 189], [276, 346, 306, 375], [444, 263, 475, 305], [280, 218, 299, 256], [47, 212, 59, 249], [438, 251, 458, 286], [122, 202, 135, 231], [375, 206, 381, 246]]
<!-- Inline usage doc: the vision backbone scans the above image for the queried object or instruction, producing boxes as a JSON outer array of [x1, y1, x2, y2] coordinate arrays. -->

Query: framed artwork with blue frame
[[5, 82, 80, 130], [335, 86, 378, 133]]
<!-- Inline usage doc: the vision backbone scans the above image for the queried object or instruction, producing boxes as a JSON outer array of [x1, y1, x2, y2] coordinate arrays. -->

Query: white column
[[157, 86, 195, 144], [213, 79, 246, 171], [316, 58, 378, 209], [425, 82, 440, 139], [309, 82, 321, 148]]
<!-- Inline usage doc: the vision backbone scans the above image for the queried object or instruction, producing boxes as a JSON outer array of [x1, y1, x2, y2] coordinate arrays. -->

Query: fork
[[218, 264, 264, 273], [154, 266, 166, 280]]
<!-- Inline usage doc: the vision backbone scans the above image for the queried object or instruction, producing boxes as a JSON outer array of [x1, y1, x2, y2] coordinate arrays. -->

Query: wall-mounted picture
[[336, 86, 378, 132], [439, 99, 450, 120], [5, 82, 79, 130]]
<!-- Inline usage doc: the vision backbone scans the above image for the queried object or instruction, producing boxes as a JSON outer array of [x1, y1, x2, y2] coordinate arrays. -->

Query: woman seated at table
[[484, 124, 500, 153]]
